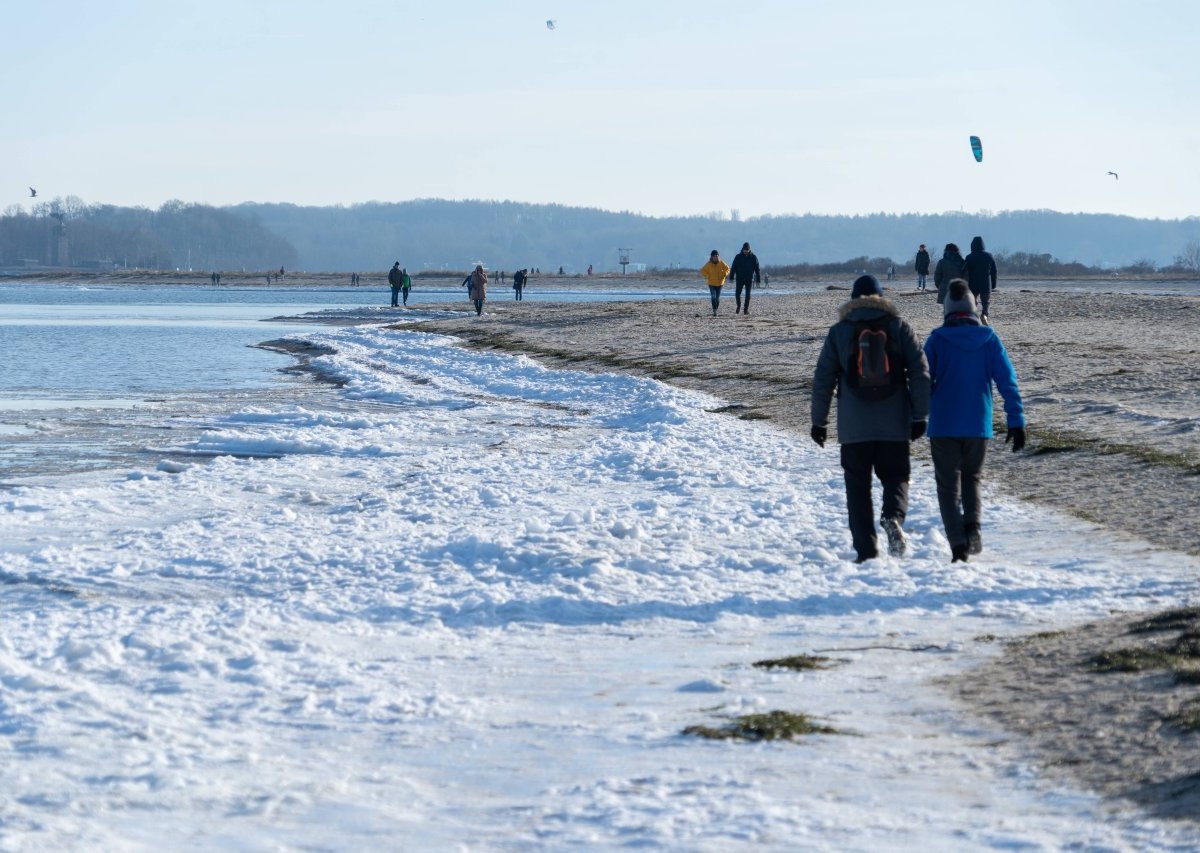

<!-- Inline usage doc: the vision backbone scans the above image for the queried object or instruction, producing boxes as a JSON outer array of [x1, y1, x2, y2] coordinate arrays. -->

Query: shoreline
[[401, 288, 1199, 557], [388, 288, 1200, 819]]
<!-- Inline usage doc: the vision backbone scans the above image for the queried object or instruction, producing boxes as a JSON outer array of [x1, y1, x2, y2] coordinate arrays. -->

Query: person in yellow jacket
[[699, 249, 731, 316]]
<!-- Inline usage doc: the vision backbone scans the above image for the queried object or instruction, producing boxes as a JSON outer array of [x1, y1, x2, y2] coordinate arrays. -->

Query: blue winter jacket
[[923, 319, 1025, 438]]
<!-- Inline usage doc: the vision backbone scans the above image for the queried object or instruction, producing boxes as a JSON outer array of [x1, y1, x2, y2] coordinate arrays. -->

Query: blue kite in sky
[[969, 135, 983, 162]]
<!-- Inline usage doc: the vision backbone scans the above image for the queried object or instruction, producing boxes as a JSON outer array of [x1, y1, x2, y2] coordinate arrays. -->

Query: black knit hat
[[851, 274, 883, 298], [741, 242, 751, 251]]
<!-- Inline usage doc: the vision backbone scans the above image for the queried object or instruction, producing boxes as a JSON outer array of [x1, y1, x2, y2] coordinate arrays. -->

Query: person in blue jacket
[[923, 279, 1027, 562]]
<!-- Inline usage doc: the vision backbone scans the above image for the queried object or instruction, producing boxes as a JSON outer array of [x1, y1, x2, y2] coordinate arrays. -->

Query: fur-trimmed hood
[[837, 294, 900, 322]]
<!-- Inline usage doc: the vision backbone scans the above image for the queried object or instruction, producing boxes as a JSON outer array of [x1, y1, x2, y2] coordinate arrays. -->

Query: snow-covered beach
[[3, 285, 1200, 849]]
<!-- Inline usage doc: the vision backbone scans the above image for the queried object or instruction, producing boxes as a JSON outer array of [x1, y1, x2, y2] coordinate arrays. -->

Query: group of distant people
[[383, 263, 538, 312], [916, 237, 998, 323], [700, 242, 763, 315], [701, 236, 1024, 564], [388, 262, 412, 306]]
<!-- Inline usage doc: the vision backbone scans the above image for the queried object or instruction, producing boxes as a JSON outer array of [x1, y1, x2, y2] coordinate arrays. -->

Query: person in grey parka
[[810, 274, 931, 562], [933, 243, 967, 305]]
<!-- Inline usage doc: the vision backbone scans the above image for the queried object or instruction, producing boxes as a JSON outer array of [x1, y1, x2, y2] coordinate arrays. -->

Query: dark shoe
[[855, 550, 878, 564], [964, 523, 983, 555], [951, 545, 970, 563], [881, 517, 906, 557]]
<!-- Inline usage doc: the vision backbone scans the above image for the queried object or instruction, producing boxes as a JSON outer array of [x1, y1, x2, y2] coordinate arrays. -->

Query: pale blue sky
[[6, 0, 1198, 219]]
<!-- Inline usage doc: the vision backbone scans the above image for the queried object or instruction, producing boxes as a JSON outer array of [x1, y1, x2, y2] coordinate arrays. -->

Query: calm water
[[0, 282, 706, 478]]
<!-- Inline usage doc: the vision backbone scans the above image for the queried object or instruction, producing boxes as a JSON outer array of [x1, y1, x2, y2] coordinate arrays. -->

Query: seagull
[[29, 187, 36, 197], [1107, 171, 1118, 180]]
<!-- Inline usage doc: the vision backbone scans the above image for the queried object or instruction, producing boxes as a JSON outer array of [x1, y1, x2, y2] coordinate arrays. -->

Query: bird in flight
[[1107, 171, 1118, 180], [546, 19, 556, 30], [29, 187, 37, 197]]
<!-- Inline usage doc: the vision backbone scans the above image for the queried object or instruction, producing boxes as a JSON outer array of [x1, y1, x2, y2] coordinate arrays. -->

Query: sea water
[[0, 282, 702, 478]]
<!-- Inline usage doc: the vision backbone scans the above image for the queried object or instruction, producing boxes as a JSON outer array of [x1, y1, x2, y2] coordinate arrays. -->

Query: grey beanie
[[943, 279, 977, 316], [851, 274, 883, 299]]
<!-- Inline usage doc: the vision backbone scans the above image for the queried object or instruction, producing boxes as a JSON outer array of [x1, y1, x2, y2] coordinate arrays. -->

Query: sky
[[6, 0, 1200, 220]]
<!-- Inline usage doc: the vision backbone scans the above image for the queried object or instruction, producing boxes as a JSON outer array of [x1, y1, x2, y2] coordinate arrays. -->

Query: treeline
[[757, 250, 1195, 279], [0, 197, 297, 270], [236, 200, 1200, 273], [4, 197, 1199, 274]]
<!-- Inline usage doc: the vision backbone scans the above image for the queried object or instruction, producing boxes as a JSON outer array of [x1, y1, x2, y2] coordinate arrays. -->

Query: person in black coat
[[729, 242, 762, 315], [964, 236, 998, 323], [387, 262, 403, 307], [915, 244, 931, 291]]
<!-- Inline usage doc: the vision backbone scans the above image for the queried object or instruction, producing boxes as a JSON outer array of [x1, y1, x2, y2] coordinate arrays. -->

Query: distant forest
[[4, 197, 1199, 275]]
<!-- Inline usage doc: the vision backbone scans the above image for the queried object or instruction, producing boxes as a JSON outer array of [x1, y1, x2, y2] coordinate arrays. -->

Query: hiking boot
[[881, 517, 906, 557], [855, 550, 878, 564], [951, 544, 970, 563], [980, 313, 989, 326], [964, 523, 983, 555]]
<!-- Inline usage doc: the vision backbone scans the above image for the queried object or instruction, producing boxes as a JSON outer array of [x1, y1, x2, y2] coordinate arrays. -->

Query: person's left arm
[[989, 337, 1025, 428], [899, 320, 931, 423]]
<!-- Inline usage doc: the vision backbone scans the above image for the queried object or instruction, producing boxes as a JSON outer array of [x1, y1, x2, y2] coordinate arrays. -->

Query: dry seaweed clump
[[752, 654, 835, 671], [1165, 701, 1200, 733], [1087, 631, 1200, 673], [1127, 607, 1200, 635], [683, 710, 846, 742]]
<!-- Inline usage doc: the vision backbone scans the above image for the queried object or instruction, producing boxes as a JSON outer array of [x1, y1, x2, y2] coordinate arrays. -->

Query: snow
[[2, 323, 1199, 849]]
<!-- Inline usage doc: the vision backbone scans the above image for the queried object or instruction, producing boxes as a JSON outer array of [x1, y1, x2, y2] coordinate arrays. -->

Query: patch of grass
[[1128, 608, 1200, 635], [1170, 632, 1200, 658], [974, 633, 1000, 643], [738, 411, 771, 421], [1087, 646, 1184, 673], [683, 710, 845, 741], [1017, 425, 1200, 473], [753, 654, 834, 671], [1164, 703, 1200, 732], [1172, 669, 1200, 685], [1007, 629, 1070, 647]]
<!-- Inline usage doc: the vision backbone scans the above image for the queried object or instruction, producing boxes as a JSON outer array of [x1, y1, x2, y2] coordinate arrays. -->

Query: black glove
[[1005, 427, 1026, 452], [910, 420, 927, 441], [810, 425, 827, 448]]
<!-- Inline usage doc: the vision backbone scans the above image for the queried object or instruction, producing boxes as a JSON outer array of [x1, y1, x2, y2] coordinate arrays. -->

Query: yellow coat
[[700, 259, 730, 287]]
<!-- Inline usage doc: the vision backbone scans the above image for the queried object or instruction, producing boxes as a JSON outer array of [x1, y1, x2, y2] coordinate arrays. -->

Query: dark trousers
[[514, 285, 523, 301], [735, 280, 753, 313], [390, 287, 400, 307], [708, 286, 721, 313], [473, 299, 484, 315], [401, 287, 410, 305], [930, 437, 988, 549], [971, 284, 991, 317], [840, 441, 910, 560]]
